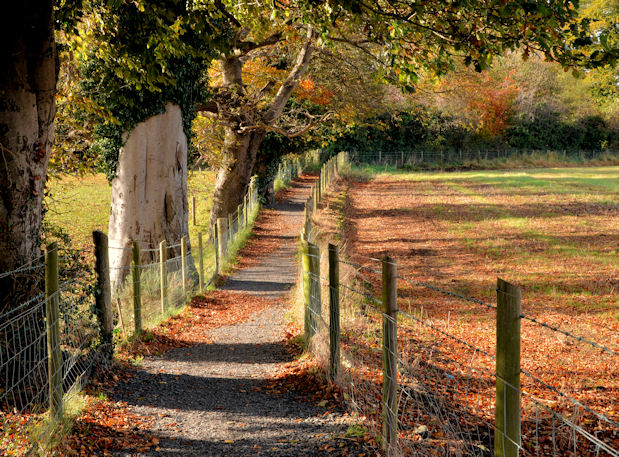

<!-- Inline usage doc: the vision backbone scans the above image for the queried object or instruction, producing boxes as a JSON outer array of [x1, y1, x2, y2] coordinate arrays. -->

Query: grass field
[[314, 165, 618, 455], [45, 170, 217, 251], [346, 166, 618, 315]]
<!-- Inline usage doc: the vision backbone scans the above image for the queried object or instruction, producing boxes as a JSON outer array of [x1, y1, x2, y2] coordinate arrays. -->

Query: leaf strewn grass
[[334, 165, 618, 455]]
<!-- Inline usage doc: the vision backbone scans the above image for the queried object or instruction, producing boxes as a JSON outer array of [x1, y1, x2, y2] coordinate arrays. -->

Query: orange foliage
[[295, 77, 335, 106], [464, 71, 520, 137], [209, 58, 333, 106]]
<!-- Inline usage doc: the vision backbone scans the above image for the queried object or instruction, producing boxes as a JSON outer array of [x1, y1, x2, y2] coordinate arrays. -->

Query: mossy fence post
[[132, 240, 142, 337], [181, 235, 188, 297], [198, 232, 204, 291], [93, 230, 113, 359], [328, 243, 340, 381], [217, 217, 228, 263], [228, 213, 234, 242], [192, 195, 196, 226], [159, 240, 168, 316], [302, 241, 311, 348], [495, 278, 522, 457], [45, 242, 62, 421], [309, 243, 321, 344], [302, 242, 320, 349], [382, 254, 398, 457], [214, 224, 220, 275], [312, 185, 317, 212]]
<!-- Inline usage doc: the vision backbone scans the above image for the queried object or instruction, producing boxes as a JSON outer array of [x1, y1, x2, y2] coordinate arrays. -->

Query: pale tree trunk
[[208, 27, 316, 230], [0, 1, 56, 312], [108, 103, 194, 289]]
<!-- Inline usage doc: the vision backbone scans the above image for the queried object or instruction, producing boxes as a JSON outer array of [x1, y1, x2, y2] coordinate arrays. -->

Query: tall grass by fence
[[300, 151, 618, 457], [0, 152, 313, 455], [351, 149, 619, 169]]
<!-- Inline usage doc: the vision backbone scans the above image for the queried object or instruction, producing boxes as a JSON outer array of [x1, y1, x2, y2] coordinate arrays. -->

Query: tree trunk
[[0, 1, 57, 312], [208, 126, 265, 230], [108, 103, 194, 289], [208, 27, 316, 231]]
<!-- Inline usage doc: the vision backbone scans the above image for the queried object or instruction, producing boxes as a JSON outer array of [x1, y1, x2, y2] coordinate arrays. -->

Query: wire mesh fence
[[301, 247, 619, 457], [0, 153, 303, 454], [0, 246, 103, 455], [350, 149, 619, 168], [298, 151, 617, 456]]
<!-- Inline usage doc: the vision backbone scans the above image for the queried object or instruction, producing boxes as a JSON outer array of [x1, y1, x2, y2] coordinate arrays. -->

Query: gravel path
[[112, 177, 366, 456]]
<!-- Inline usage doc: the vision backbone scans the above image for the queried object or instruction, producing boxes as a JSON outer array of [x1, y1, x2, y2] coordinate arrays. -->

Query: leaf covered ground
[[309, 166, 618, 456]]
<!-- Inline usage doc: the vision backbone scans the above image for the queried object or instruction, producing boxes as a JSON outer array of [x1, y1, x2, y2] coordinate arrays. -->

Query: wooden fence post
[[238, 204, 243, 231], [328, 243, 340, 381], [308, 243, 321, 342], [160, 240, 167, 316], [198, 232, 204, 291], [181, 235, 188, 297], [302, 241, 311, 348], [217, 217, 227, 263], [312, 186, 317, 212], [382, 254, 398, 456], [132, 240, 142, 337], [192, 195, 196, 226], [495, 278, 522, 457], [93, 231, 113, 359], [303, 206, 312, 241], [214, 224, 220, 275], [228, 213, 234, 242], [45, 242, 62, 421], [244, 194, 248, 227]]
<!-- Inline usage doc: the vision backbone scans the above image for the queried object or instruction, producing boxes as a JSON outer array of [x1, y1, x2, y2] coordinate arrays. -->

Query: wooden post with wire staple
[[302, 241, 312, 349], [45, 242, 63, 421], [198, 232, 204, 291], [312, 186, 317, 212], [181, 235, 188, 297], [160, 240, 167, 316], [495, 278, 521, 457], [328, 243, 340, 381], [214, 225, 220, 275], [131, 240, 142, 337], [228, 213, 234, 243], [93, 230, 113, 359], [192, 195, 196, 226], [382, 254, 398, 456], [308, 243, 321, 344], [217, 217, 227, 263]]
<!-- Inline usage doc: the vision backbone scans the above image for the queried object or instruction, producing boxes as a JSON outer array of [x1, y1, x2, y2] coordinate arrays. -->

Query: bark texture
[[208, 28, 316, 231], [0, 1, 57, 311], [108, 104, 192, 289]]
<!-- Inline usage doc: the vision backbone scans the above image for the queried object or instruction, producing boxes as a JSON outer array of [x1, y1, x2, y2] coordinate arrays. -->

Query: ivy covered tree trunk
[[0, 1, 56, 312], [108, 103, 194, 289]]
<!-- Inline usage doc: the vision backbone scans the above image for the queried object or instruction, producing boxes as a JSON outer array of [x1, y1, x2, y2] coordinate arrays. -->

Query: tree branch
[[241, 112, 333, 138], [263, 26, 317, 125], [238, 30, 284, 53]]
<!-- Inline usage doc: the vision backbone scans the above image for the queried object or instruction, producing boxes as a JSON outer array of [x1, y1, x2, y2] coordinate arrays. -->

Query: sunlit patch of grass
[[45, 170, 216, 253]]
